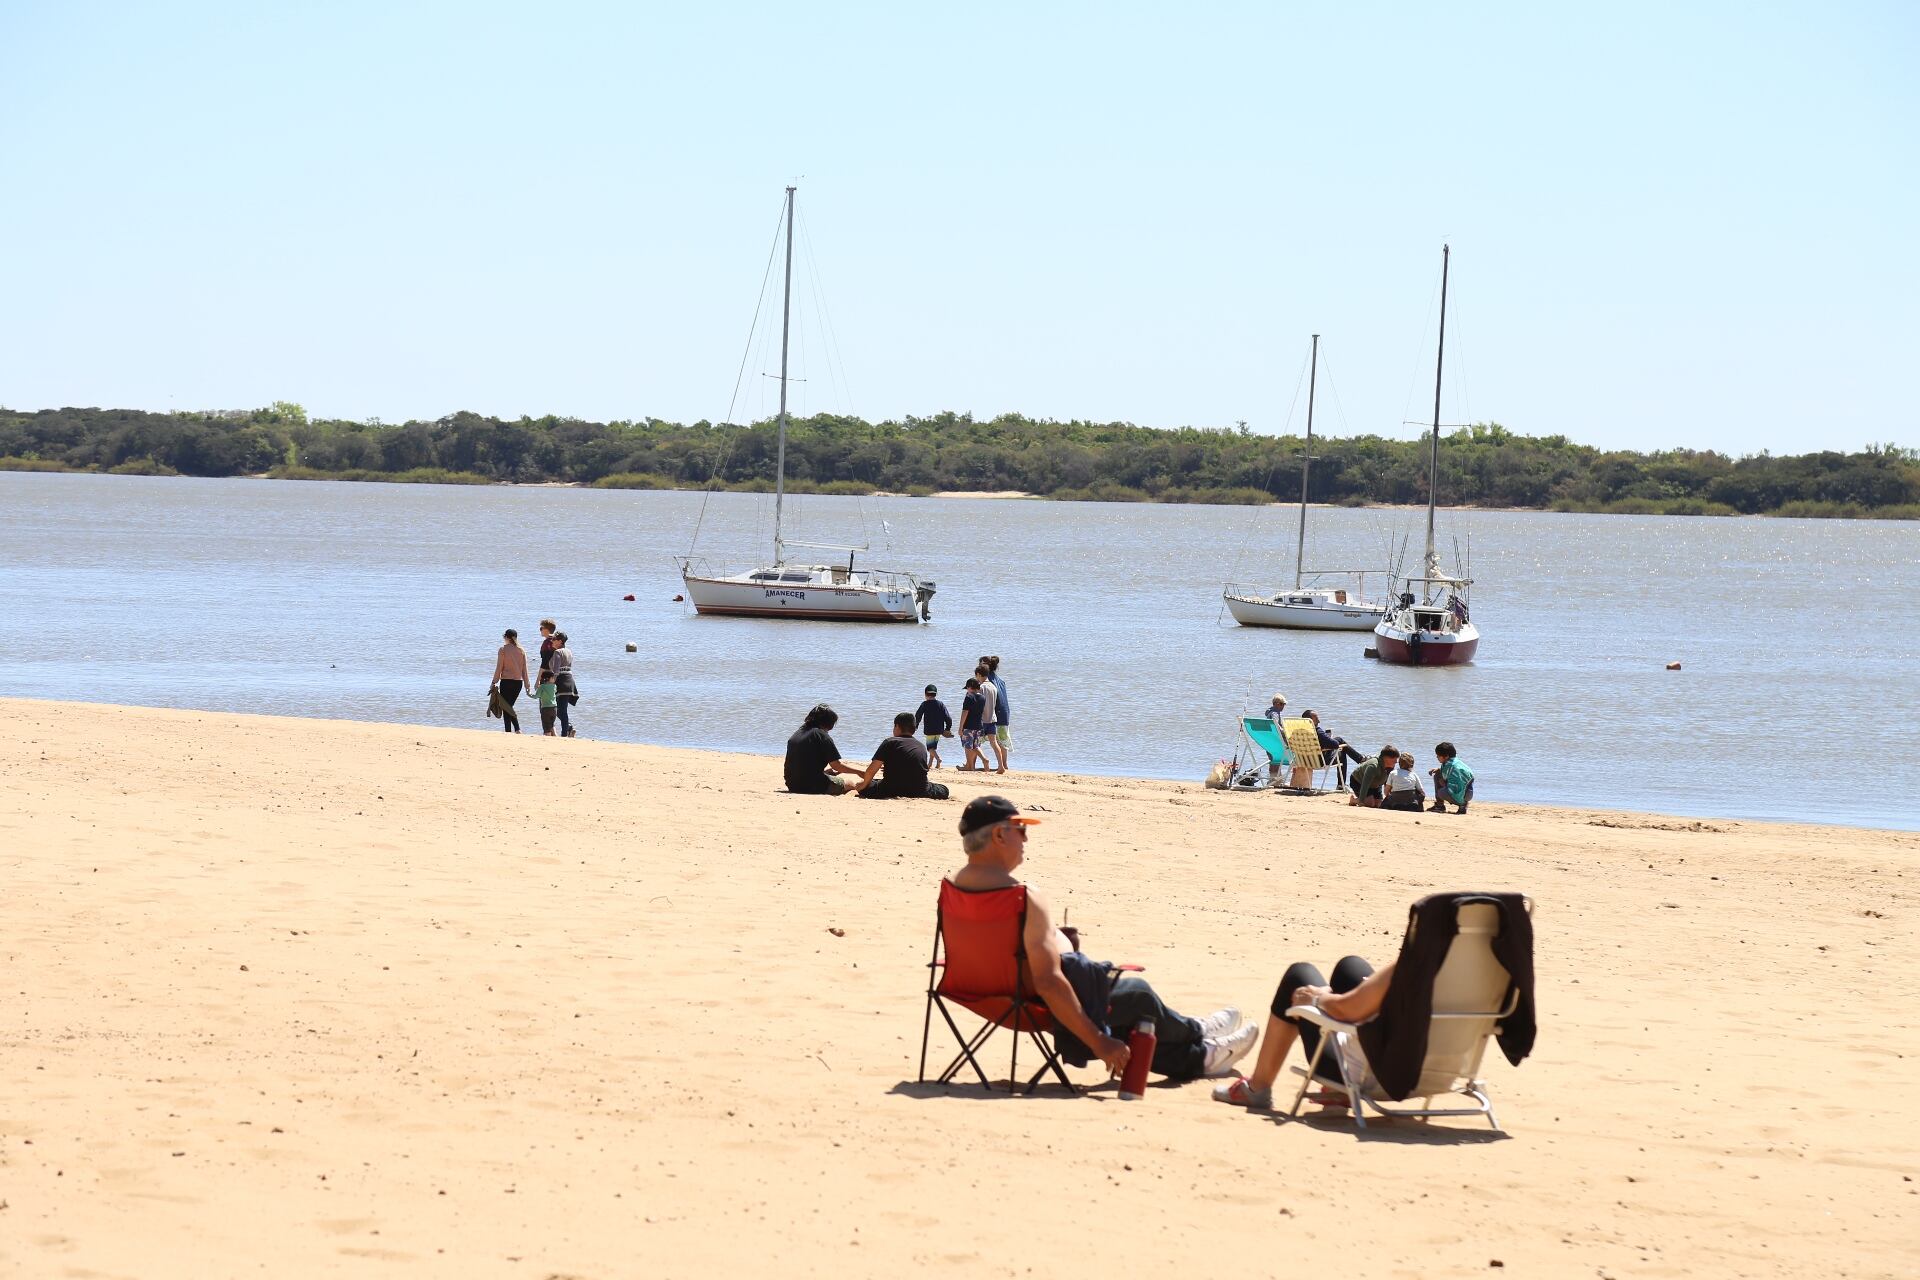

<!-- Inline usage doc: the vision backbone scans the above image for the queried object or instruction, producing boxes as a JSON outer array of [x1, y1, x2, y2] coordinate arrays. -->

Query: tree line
[[2, 402, 1915, 518]]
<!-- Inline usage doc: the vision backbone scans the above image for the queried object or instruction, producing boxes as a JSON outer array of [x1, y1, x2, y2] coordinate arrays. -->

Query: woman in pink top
[[490, 628, 530, 733]]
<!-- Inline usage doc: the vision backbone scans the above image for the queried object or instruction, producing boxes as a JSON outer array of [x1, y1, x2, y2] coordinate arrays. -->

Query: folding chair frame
[[917, 900, 1074, 1096], [1283, 989, 1520, 1130]]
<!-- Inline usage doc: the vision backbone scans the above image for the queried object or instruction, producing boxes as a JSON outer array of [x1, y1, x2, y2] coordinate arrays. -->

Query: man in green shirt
[[1347, 745, 1399, 808]]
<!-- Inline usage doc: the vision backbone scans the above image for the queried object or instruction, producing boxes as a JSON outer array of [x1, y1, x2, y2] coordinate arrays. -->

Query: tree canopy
[[2, 405, 1914, 518]]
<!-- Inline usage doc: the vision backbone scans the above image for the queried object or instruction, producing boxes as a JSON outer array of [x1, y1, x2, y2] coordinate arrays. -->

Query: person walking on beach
[[550, 631, 577, 737], [982, 655, 1011, 771], [956, 677, 989, 772], [490, 628, 529, 733], [537, 618, 558, 680], [972, 664, 1004, 774], [915, 684, 954, 768], [535, 668, 560, 735]]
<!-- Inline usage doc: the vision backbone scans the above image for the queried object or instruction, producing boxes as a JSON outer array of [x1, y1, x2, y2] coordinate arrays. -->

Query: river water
[[4, 471, 1915, 830]]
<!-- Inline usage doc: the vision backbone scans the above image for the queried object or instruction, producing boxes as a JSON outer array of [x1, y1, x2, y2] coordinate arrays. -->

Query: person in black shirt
[[956, 677, 989, 771], [1303, 709, 1367, 788], [850, 712, 949, 800], [784, 704, 862, 795], [914, 684, 954, 769]]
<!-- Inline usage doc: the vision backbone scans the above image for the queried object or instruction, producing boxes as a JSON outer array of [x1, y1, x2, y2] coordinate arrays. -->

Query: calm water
[[4, 471, 1916, 830]]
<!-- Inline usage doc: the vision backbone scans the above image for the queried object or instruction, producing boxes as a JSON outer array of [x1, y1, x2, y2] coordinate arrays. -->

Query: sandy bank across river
[[2, 699, 1914, 1277]]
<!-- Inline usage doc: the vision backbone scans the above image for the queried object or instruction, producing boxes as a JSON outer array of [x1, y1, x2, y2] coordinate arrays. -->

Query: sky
[[1, 1, 1914, 455]]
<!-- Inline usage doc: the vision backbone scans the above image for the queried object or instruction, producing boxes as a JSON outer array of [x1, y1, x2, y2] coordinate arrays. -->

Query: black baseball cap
[[959, 795, 1040, 836], [924, 684, 937, 694]]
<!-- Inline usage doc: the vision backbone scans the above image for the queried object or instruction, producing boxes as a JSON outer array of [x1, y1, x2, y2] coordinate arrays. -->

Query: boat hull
[[1371, 623, 1479, 665], [682, 574, 922, 623], [1224, 594, 1384, 631]]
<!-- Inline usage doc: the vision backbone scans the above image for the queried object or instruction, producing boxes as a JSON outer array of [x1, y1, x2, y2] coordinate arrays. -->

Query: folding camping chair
[[1284, 898, 1530, 1130], [918, 880, 1138, 1095]]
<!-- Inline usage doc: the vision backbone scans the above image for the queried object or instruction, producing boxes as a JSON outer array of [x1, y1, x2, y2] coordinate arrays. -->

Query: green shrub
[[107, 458, 180, 476], [0, 456, 81, 472], [592, 471, 676, 490]]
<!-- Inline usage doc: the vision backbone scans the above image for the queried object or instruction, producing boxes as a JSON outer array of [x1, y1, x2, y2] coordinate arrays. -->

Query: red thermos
[[1117, 1019, 1156, 1100]]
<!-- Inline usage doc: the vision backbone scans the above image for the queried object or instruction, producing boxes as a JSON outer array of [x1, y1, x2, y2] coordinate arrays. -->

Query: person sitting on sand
[[784, 704, 865, 795], [849, 713, 951, 800], [1348, 745, 1398, 807], [1382, 750, 1426, 811], [1429, 741, 1474, 814], [950, 795, 1258, 1084]]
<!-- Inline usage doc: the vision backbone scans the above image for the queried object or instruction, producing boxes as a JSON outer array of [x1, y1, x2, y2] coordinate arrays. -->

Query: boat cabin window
[[831, 566, 850, 584], [749, 571, 781, 581], [1414, 610, 1446, 630], [780, 571, 812, 583], [1333, 590, 1348, 604]]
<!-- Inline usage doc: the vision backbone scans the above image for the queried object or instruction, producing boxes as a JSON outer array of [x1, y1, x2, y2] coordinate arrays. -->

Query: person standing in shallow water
[[490, 628, 529, 733]]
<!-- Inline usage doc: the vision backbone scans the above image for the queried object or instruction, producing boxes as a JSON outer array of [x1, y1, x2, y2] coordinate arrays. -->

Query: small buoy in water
[[1666, 661, 1682, 670], [625, 642, 637, 653], [671, 593, 684, 603], [623, 593, 636, 601]]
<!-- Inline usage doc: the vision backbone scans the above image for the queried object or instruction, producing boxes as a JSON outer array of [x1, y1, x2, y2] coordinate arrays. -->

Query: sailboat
[[1373, 245, 1479, 665], [678, 186, 936, 624], [1222, 334, 1389, 631]]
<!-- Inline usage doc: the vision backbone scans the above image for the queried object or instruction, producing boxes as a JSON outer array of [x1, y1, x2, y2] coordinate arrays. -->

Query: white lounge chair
[[1284, 899, 1525, 1130]]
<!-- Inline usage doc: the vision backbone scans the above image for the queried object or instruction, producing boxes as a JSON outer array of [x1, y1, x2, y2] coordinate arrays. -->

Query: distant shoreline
[[4, 462, 1914, 520]]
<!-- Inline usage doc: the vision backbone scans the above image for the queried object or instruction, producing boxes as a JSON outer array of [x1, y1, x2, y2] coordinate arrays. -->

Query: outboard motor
[[916, 581, 937, 621]]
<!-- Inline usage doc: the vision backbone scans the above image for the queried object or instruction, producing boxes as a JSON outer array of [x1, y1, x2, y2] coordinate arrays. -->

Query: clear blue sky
[[2, 2, 1913, 454]]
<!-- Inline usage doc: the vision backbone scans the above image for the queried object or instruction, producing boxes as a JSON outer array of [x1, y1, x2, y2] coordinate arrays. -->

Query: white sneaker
[[1201, 1022, 1259, 1076], [1194, 1007, 1242, 1039]]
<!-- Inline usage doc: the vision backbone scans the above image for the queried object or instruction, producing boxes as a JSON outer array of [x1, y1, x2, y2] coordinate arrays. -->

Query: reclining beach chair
[[918, 880, 1073, 1094], [1284, 894, 1535, 1130], [1227, 716, 1289, 790], [1279, 717, 1337, 793]]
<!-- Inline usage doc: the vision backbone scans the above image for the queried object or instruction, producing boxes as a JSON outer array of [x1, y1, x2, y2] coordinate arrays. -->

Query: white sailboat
[[1373, 244, 1479, 665], [678, 186, 936, 624], [1223, 334, 1390, 631]]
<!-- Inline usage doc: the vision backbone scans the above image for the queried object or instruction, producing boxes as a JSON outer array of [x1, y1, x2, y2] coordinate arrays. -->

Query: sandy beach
[[2, 699, 1914, 1278]]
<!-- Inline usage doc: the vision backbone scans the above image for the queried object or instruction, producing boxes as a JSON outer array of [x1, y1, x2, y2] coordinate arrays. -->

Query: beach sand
[[2, 699, 1914, 1278]]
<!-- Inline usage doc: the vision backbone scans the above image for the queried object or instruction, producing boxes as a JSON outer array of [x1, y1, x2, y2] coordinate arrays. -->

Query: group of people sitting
[[944, 794, 1534, 1109], [784, 704, 951, 800], [1348, 741, 1474, 813], [1263, 693, 1474, 813]]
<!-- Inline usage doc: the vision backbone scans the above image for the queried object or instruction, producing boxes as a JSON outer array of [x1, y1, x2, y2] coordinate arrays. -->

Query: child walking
[[914, 683, 954, 768], [536, 669, 560, 736]]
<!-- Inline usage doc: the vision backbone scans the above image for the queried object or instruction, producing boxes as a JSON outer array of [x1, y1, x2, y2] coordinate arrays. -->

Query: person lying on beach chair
[[1211, 892, 1536, 1128], [946, 796, 1257, 1085]]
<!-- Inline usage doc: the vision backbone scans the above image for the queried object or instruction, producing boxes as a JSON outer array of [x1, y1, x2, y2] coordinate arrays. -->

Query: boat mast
[[1293, 333, 1318, 590], [772, 185, 796, 565], [1424, 244, 1449, 590]]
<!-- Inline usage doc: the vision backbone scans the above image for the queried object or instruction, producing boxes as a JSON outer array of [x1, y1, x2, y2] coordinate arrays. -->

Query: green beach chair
[[1228, 716, 1290, 790]]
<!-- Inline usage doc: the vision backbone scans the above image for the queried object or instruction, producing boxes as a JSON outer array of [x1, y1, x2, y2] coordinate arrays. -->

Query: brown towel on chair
[[1358, 891, 1536, 1101]]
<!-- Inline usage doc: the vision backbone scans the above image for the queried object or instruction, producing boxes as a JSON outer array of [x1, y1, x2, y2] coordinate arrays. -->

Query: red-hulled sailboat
[[1373, 244, 1480, 666]]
